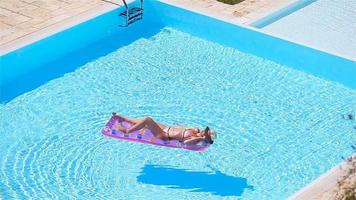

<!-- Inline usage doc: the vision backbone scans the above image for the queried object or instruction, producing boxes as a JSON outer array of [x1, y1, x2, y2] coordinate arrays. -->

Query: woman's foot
[[113, 113, 126, 122]]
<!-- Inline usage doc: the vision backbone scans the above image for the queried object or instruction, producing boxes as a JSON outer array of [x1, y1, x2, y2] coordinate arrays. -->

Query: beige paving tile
[[1, 13, 31, 26], [0, 23, 13, 37], [0, 7, 15, 16], [49, 8, 69, 16], [48, 14, 71, 23], [30, 0, 63, 8], [1, 27, 36, 44], [20, 0, 37, 3], [28, 7, 52, 18], [73, 4, 102, 14], [16, 6, 46, 17], [26, 16, 50, 25], [31, 12, 75, 29], [162, 0, 294, 25], [0, 0, 28, 11]]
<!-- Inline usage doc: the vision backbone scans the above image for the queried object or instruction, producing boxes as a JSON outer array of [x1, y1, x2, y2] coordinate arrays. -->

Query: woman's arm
[[183, 137, 204, 145]]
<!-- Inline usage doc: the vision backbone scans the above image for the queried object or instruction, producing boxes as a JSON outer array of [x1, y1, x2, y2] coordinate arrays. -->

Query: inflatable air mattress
[[102, 115, 209, 151]]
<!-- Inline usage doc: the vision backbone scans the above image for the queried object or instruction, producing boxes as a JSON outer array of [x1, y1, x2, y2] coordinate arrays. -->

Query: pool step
[[120, 0, 144, 27]]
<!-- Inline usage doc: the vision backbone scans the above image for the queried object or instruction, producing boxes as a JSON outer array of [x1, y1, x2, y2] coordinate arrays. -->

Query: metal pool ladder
[[120, 0, 144, 27]]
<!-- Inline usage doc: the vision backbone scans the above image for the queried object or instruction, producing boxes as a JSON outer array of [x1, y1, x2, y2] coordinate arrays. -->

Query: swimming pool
[[260, 0, 356, 61], [1, 0, 356, 199], [250, 0, 317, 28]]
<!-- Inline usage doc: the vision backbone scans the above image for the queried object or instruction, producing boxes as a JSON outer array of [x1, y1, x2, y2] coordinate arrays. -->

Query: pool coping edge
[[288, 154, 355, 200]]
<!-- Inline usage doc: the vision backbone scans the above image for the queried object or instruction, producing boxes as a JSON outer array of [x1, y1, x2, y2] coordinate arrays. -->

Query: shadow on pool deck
[[137, 164, 254, 197]]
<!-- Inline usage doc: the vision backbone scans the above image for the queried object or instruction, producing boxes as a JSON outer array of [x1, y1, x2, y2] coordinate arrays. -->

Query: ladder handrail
[[120, 0, 144, 27], [122, 0, 129, 25], [122, 0, 143, 9], [122, 0, 128, 9]]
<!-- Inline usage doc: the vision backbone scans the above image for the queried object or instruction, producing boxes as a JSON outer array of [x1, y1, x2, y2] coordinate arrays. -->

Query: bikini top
[[166, 127, 198, 142], [181, 128, 196, 142]]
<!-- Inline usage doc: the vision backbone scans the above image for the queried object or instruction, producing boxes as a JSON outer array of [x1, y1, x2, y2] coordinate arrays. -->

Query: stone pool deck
[[288, 158, 353, 200], [162, 0, 294, 25], [0, 0, 120, 54], [0, 0, 292, 54]]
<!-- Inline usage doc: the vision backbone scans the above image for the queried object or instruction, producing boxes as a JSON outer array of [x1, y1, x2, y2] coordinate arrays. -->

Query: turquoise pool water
[[1, 28, 355, 199]]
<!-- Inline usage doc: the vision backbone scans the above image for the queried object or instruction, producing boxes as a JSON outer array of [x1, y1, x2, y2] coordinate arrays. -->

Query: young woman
[[113, 113, 215, 145]]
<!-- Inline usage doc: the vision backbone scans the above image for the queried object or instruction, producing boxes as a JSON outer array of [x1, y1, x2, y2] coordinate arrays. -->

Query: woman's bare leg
[[113, 113, 167, 127], [125, 117, 144, 124], [113, 113, 143, 124], [127, 117, 167, 139]]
